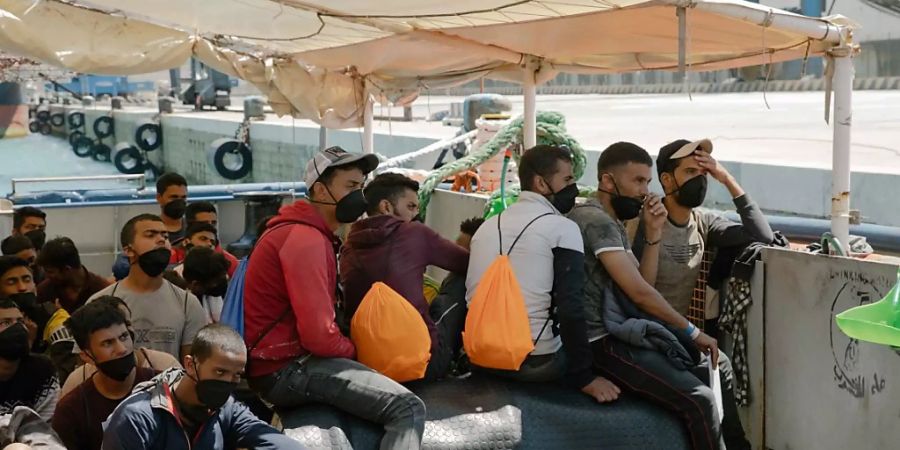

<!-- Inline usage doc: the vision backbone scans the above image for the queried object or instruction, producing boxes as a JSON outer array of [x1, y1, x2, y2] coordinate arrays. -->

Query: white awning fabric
[[0, 0, 856, 127]]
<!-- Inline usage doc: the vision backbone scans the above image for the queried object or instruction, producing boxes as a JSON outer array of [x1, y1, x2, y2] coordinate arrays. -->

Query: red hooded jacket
[[243, 201, 355, 377], [340, 215, 469, 354]]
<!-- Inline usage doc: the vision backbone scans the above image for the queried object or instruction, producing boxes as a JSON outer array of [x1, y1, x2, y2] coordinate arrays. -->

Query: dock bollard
[[243, 96, 266, 120]]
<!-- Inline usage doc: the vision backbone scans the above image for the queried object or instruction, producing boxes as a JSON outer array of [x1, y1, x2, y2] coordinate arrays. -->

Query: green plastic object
[[484, 194, 518, 219], [835, 268, 900, 346]]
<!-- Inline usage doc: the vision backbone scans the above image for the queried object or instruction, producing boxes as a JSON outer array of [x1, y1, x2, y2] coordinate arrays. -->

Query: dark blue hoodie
[[101, 368, 303, 450]]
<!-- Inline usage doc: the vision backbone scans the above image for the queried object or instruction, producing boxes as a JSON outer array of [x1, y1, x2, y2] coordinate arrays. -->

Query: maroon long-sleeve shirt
[[340, 215, 469, 354]]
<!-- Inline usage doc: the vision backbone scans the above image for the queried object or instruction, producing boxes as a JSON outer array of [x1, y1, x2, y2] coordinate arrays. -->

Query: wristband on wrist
[[686, 323, 701, 340]]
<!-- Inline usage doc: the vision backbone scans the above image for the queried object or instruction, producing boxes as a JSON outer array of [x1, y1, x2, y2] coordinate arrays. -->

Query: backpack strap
[[500, 212, 555, 256], [497, 212, 555, 345]]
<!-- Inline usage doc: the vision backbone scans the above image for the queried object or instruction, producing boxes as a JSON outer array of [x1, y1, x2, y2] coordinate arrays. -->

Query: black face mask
[[671, 174, 708, 209], [8, 292, 36, 312], [0, 323, 30, 361], [600, 177, 644, 221], [25, 229, 46, 250], [8, 292, 46, 327], [205, 280, 228, 298], [135, 247, 170, 277], [94, 351, 136, 382], [191, 364, 237, 410], [163, 199, 187, 220], [309, 184, 369, 224], [546, 181, 578, 214]]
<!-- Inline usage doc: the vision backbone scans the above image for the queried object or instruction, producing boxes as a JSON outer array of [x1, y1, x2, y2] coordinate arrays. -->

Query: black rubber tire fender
[[49, 113, 65, 127], [143, 161, 162, 181], [134, 121, 162, 151], [207, 138, 252, 180], [113, 143, 145, 175], [91, 142, 112, 162], [28, 120, 39, 133], [68, 131, 84, 147], [72, 136, 94, 158], [93, 116, 114, 139], [68, 112, 85, 129], [39, 122, 51, 135]]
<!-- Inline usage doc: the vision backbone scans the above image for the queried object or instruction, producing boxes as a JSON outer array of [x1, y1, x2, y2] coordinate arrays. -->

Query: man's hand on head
[[693, 151, 731, 185]]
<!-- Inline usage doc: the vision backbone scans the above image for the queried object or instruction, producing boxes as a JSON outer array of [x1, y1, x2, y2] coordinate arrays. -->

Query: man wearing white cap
[[633, 139, 774, 322], [631, 141, 773, 450], [243, 146, 426, 450]]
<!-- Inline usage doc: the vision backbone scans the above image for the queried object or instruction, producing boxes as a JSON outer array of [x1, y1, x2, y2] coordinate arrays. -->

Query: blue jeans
[[255, 356, 426, 450]]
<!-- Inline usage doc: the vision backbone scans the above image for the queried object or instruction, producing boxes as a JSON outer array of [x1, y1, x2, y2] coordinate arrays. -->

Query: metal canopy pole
[[318, 126, 328, 151], [830, 49, 855, 254], [363, 94, 374, 154], [523, 58, 538, 150]]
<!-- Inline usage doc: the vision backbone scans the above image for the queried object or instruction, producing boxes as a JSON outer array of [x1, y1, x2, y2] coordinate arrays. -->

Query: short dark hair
[[363, 173, 419, 216], [597, 142, 653, 174], [186, 222, 218, 241], [92, 295, 132, 318], [36, 237, 80, 270], [0, 256, 30, 278], [66, 298, 128, 349], [0, 299, 20, 312], [182, 247, 229, 284], [156, 172, 188, 195], [13, 207, 46, 230], [460, 217, 485, 237], [191, 323, 246, 362], [120, 213, 164, 248], [518, 145, 574, 191], [1, 235, 34, 256], [186, 202, 217, 224]]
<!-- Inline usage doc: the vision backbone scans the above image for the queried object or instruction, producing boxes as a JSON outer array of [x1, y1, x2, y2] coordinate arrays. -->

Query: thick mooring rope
[[418, 111, 587, 218]]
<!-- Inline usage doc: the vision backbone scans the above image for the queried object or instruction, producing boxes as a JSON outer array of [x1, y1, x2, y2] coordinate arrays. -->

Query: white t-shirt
[[465, 191, 584, 356], [88, 280, 210, 358]]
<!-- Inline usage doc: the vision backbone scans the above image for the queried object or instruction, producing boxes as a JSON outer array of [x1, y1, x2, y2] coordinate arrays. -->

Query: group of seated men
[[0, 139, 773, 450]]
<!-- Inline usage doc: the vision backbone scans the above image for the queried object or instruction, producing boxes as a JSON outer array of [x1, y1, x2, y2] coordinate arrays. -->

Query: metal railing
[[10, 174, 146, 196]]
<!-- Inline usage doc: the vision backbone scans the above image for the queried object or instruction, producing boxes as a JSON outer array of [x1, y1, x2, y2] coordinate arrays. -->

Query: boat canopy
[[0, 0, 861, 252], [0, 0, 855, 127]]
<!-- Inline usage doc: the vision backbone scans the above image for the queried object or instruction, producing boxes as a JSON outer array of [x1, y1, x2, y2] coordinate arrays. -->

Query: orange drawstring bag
[[351, 282, 431, 382], [463, 212, 552, 371]]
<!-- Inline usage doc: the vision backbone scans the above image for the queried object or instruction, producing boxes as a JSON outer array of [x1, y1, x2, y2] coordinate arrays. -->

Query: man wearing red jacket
[[244, 146, 426, 450]]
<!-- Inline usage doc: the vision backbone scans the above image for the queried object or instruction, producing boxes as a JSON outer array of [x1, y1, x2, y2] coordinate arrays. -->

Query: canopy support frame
[[829, 44, 856, 254], [523, 57, 539, 150], [363, 92, 374, 154]]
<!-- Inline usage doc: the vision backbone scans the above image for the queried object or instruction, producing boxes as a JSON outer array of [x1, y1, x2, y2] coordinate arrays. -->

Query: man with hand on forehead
[[632, 139, 773, 328]]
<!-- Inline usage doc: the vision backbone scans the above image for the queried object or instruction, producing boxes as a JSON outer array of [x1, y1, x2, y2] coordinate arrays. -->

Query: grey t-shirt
[[88, 280, 209, 358], [632, 194, 774, 316], [568, 198, 630, 342], [653, 211, 708, 316]]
